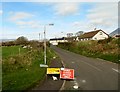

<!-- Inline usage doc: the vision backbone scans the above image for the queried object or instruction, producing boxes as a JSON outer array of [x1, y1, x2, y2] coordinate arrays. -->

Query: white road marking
[[112, 68, 120, 73], [81, 61, 102, 71], [82, 80, 86, 83], [73, 77, 79, 89], [79, 79, 86, 83], [73, 85, 79, 89]]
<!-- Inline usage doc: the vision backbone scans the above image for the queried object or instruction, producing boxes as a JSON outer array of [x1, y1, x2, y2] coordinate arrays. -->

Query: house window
[[100, 32, 102, 35]]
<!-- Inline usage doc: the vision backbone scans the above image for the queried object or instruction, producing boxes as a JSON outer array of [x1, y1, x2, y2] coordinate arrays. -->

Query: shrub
[[98, 37, 113, 44], [58, 39, 119, 64]]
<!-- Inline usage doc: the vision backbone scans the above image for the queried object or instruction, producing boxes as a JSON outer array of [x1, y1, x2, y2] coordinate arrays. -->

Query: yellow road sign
[[47, 68, 60, 74]]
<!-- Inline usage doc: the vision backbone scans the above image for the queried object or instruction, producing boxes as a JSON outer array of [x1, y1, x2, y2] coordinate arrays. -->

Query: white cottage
[[49, 37, 68, 45], [79, 29, 109, 41]]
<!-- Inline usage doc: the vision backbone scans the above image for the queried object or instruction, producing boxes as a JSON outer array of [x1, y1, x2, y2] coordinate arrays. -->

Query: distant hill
[[109, 28, 120, 36], [0, 39, 15, 42]]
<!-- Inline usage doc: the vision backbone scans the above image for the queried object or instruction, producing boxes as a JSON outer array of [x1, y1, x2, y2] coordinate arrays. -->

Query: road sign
[[40, 64, 48, 67], [47, 68, 60, 74], [60, 68, 74, 79]]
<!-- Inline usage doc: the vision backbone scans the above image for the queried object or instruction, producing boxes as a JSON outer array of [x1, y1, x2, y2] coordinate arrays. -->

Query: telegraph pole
[[44, 26, 47, 64], [40, 24, 54, 67], [39, 33, 40, 42]]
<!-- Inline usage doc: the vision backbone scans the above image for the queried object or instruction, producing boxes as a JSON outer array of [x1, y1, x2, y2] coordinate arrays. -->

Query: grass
[[97, 54, 119, 63], [2, 45, 56, 91], [0, 63, 1, 91], [2, 60, 46, 90], [2, 46, 28, 59]]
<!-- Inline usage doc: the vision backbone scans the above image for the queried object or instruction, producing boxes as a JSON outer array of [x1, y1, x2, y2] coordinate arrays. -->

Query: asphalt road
[[51, 45, 119, 90]]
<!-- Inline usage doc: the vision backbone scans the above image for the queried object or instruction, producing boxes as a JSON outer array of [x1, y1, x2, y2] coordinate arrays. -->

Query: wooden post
[[19, 47, 20, 56]]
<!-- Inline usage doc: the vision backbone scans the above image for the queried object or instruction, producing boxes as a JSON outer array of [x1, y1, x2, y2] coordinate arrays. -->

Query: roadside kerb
[[59, 60, 66, 91]]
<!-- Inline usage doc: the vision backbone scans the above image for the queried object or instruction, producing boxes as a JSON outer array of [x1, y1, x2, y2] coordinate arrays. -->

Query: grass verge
[[58, 38, 120, 64], [2, 46, 56, 91]]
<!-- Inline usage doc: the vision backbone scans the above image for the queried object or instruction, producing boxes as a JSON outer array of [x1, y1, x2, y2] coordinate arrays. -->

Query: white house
[[79, 29, 109, 41], [49, 37, 68, 45]]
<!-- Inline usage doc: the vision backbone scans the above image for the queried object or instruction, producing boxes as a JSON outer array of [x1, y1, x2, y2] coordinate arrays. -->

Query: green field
[[0, 47, 2, 91], [2, 46, 57, 91], [2, 46, 28, 59]]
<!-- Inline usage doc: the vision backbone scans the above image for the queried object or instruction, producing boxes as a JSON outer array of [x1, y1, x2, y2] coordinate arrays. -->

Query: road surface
[[51, 45, 119, 90], [30, 58, 63, 91]]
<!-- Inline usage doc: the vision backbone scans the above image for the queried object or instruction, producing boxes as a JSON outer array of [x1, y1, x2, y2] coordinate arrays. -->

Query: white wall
[[52, 42, 58, 45], [76, 37, 79, 41], [49, 40, 57, 43], [92, 31, 109, 40], [49, 39, 68, 45]]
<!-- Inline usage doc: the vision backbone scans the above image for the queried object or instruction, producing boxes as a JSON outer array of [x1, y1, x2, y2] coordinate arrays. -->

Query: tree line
[[2, 36, 29, 46], [1, 36, 51, 49]]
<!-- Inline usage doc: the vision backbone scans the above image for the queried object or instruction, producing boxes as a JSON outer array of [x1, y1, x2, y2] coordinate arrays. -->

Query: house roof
[[109, 28, 120, 36], [49, 37, 65, 41], [79, 30, 108, 39]]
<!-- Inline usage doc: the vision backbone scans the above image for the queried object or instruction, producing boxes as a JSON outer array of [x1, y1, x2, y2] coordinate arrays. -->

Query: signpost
[[60, 68, 74, 79]]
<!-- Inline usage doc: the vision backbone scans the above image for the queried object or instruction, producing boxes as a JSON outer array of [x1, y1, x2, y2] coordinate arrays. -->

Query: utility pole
[[39, 33, 40, 42], [38, 33, 41, 54], [40, 23, 54, 67], [44, 26, 47, 64]]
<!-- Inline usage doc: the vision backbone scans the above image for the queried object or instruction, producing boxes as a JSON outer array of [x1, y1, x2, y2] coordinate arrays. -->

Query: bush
[[2, 41, 16, 46], [3, 52, 33, 73], [16, 36, 28, 45], [58, 39, 119, 64], [2, 45, 56, 90], [97, 37, 113, 44]]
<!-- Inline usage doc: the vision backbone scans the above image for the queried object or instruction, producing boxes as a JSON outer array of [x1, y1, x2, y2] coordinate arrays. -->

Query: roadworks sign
[[60, 68, 74, 79], [47, 68, 60, 74]]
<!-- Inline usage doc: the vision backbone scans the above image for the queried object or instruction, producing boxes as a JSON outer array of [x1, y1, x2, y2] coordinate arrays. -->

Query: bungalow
[[65, 36, 79, 42], [49, 37, 68, 45], [79, 29, 109, 41]]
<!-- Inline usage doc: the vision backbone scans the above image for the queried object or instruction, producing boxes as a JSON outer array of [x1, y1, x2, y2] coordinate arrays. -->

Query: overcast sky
[[1, 1, 118, 40]]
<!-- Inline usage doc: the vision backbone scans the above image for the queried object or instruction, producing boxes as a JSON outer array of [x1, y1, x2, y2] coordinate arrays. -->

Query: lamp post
[[44, 26, 47, 65], [39, 33, 40, 42], [40, 23, 54, 67]]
